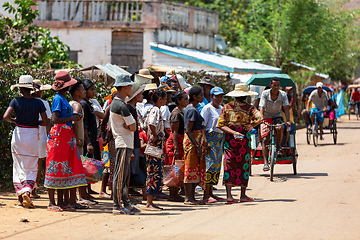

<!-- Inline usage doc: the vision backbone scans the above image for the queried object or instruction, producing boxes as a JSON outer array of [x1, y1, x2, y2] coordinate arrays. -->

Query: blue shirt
[[9, 97, 46, 127], [52, 93, 73, 127], [197, 97, 211, 113]]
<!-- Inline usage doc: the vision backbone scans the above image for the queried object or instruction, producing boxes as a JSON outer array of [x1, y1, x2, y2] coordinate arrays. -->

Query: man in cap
[[197, 76, 214, 113], [109, 74, 139, 215], [259, 77, 291, 171], [307, 82, 328, 140]]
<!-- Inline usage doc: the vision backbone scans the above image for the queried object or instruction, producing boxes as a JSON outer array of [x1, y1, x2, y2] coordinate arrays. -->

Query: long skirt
[[44, 124, 87, 189], [109, 139, 116, 183], [165, 133, 184, 165], [223, 125, 251, 187], [183, 130, 206, 189], [146, 132, 164, 195], [205, 131, 223, 185], [11, 126, 39, 195]]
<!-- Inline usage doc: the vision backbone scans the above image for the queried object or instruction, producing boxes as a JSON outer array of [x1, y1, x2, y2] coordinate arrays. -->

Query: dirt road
[[1, 116, 359, 240]]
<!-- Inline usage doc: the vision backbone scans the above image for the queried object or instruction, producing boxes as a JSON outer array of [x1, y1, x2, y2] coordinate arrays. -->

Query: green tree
[[170, 0, 360, 82], [0, 0, 76, 69]]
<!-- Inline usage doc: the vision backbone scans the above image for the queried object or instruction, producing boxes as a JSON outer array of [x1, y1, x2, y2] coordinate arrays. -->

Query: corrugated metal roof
[[80, 64, 131, 79], [150, 43, 282, 74]]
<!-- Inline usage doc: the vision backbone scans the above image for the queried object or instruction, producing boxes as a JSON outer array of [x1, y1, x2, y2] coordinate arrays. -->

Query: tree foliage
[[0, 0, 76, 69], [170, 0, 360, 82]]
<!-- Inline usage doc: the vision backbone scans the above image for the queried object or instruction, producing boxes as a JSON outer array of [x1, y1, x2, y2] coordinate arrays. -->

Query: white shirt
[[201, 103, 223, 133], [160, 105, 171, 129], [90, 98, 104, 128], [38, 98, 51, 139]]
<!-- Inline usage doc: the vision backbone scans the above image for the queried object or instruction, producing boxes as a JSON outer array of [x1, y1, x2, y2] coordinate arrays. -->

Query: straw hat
[[135, 69, 154, 85], [144, 83, 157, 91], [52, 71, 77, 91], [31, 79, 52, 94], [125, 83, 145, 102], [10, 75, 34, 91], [226, 83, 258, 97]]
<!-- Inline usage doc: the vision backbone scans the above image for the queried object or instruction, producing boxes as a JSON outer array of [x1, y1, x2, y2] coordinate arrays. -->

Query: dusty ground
[[1, 116, 360, 240]]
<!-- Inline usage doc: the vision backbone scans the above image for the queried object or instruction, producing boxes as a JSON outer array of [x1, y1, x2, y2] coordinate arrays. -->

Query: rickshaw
[[302, 86, 337, 146], [347, 85, 360, 120], [247, 74, 298, 181]]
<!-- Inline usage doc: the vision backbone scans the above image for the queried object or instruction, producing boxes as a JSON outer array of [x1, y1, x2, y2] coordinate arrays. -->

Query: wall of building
[[48, 28, 112, 67]]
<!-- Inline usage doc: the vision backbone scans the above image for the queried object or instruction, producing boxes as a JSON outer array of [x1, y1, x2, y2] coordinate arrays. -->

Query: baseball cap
[[210, 86, 225, 95]]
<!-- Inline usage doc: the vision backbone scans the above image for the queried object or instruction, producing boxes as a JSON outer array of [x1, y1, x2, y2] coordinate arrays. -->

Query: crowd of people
[[4, 69, 332, 215]]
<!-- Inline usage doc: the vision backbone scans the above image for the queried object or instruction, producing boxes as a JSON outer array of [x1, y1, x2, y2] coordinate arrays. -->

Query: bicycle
[[263, 121, 288, 181], [310, 109, 324, 147]]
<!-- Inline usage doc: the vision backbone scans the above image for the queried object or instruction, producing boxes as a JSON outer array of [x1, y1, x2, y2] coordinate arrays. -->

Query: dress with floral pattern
[[145, 106, 165, 195], [216, 101, 263, 187]]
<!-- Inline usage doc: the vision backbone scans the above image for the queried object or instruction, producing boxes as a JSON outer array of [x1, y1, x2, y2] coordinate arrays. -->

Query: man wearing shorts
[[307, 82, 328, 140], [350, 87, 360, 115], [259, 77, 291, 172]]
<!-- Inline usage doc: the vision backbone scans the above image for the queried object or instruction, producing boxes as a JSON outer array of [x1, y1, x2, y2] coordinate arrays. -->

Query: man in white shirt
[[109, 74, 139, 215], [259, 77, 291, 171], [307, 82, 328, 140]]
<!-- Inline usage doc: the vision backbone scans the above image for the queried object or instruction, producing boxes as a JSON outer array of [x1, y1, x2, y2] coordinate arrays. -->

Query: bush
[[0, 64, 109, 190]]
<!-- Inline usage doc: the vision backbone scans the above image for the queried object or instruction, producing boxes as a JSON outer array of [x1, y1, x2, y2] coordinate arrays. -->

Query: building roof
[[150, 43, 281, 74]]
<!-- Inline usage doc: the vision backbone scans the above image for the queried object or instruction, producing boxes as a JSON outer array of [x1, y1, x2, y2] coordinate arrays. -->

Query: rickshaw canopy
[[302, 86, 333, 95], [246, 73, 296, 88]]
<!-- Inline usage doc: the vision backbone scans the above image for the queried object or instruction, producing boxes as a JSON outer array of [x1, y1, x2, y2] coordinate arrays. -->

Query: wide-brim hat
[[135, 69, 154, 85], [113, 74, 134, 87], [31, 79, 52, 94], [226, 83, 258, 97], [125, 84, 145, 102], [52, 71, 77, 91], [199, 76, 214, 87], [144, 83, 158, 91], [10, 75, 34, 91]]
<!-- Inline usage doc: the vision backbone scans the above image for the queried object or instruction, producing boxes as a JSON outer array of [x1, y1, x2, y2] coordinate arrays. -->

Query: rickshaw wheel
[[269, 145, 276, 181], [333, 121, 337, 144], [313, 124, 318, 147], [306, 127, 311, 145], [291, 149, 297, 175]]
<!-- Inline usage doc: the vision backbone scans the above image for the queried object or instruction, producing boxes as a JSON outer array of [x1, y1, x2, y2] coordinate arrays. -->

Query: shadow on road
[[255, 198, 297, 203], [256, 172, 328, 182]]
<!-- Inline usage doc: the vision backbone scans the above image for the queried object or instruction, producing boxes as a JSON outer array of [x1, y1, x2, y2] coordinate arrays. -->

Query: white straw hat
[[31, 79, 52, 94], [125, 83, 145, 102], [144, 83, 158, 91], [226, 83, 258, 97], [10, 75, 34, 91]]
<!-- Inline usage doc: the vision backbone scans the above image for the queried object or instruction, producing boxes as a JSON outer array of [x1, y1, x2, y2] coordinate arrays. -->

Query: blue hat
[[210, 86, 224, 96]]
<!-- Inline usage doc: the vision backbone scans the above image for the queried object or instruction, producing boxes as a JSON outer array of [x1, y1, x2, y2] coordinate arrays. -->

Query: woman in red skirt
[[165, 90, 188, 201], [45, 71, 87, 212]]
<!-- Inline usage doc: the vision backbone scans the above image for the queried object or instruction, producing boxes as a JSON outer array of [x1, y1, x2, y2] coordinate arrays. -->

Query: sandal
[[213, 196, 225, 202], [263, 164, 270, 172], [225, 199, 239, 205], [75, 203, 89, 209], [126, 205, 141, 213], [47, 206, 63, 212], [184, 201, 198, 205], [240, 197, 254, 203], [196, 200, 206, 205], [204, 198, 217, 203], [62, 206, 76, 212]]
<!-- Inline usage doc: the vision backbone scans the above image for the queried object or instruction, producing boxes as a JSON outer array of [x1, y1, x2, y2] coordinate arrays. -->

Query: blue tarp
[[334, 90, 345, 118]]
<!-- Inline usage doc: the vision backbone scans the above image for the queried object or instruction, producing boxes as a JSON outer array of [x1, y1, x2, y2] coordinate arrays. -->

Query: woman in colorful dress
[[3, 75, 48, 208], [145, 88, 167, 211], [165, 90, 188, 202], [183, 86, 207, 205], [201, 87, 225, 203], [217, 84, 263, 204], [45, 71, 87, 212]]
